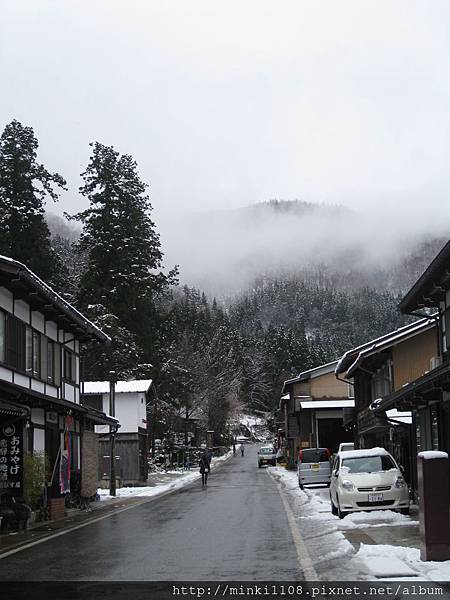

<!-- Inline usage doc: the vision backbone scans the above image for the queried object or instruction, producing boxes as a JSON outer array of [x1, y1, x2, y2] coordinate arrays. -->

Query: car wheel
[[330, 497, 338, 516], [337, 495, 347, 520], [258, 463, 261, 468], [400, 507, 410, 516]]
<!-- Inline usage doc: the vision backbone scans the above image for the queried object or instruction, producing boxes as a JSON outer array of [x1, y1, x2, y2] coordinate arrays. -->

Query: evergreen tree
[[69, 142, 177, 377], [0, 120, 67, 282]]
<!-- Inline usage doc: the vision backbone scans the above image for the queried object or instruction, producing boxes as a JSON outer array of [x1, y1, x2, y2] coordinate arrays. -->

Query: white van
[[337, 442, 354, 453], [297, 448, 331, 489]]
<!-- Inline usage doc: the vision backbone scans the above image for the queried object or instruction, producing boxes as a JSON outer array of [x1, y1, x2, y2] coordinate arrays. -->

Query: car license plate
[[368, 493, 384, 502], [261, 459, 267, 463], [311, 463, 320, 470]]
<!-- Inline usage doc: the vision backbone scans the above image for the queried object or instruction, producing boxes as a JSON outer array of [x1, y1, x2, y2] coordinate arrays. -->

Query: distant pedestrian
[[207, 448, 213, 463], [199, 451, 210, 486], [233, 443, 236, 455], [240, 443, 245, 457]]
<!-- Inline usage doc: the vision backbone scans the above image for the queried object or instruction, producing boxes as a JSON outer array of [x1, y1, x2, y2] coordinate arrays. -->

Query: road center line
[[269, 470, 319, 581]]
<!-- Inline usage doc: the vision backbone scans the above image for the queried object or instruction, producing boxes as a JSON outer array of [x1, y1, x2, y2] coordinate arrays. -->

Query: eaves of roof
[[373, 361, 450, 413], [335, 317, 436, 378], [399, 240, 450, 313], [0, 255, 109, 343]]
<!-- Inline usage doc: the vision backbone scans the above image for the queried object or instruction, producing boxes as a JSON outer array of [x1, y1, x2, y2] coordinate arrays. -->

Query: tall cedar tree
[[69, 142, 177, 378], [0, 120, 67, 282]]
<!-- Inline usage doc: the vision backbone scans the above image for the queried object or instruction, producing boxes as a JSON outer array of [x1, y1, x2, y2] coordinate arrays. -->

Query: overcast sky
[[1, 1, 450, 285]]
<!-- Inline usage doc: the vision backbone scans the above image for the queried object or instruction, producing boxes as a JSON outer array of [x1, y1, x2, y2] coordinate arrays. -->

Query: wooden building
[[0, 255, 116, 518], [371, 240, 450, 493], [335, 317, 437, 489], [82, 380, 152, 484], [280, 361, 354, 467]]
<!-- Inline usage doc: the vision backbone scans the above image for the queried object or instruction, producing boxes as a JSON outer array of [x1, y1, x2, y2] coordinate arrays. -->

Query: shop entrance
[[317, 418, 352, 454]]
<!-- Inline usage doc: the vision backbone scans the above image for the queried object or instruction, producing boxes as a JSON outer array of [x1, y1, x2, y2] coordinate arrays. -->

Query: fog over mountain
[[47, 200, 448, 298], [157, 200, 448, 296]]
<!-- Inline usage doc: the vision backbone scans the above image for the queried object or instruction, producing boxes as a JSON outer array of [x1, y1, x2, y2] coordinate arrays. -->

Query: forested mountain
[[46, 199, 445, 420], [1, 119, 444, 440]]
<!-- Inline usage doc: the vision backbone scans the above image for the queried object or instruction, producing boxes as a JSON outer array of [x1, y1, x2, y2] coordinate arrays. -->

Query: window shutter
[[54, 344, 61, 387], [5, 316, 25, 370], [41, 336, 48, 382]]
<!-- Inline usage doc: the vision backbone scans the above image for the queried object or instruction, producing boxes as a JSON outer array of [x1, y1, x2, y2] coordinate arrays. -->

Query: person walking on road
[[240, 443, 245, 457], [232, 442, 236, 455], [199, 450, 211, 487]]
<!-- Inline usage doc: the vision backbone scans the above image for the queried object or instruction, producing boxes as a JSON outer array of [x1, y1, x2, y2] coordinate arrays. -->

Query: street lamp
[[109, 370, 117, 497]]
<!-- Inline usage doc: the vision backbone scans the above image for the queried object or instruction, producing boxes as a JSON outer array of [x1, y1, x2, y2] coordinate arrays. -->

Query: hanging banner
[[59, 416, 73, 494], [0, 422, 23, 496]]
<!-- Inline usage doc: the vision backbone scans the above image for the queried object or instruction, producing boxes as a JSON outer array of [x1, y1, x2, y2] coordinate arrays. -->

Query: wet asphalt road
[[0, 445, 302, 580]]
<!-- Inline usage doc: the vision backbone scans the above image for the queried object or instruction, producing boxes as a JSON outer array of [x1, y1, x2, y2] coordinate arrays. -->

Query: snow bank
[[338, 510, 418, 530], [98, 450, 233, 501], [357, 543, 450, 581]]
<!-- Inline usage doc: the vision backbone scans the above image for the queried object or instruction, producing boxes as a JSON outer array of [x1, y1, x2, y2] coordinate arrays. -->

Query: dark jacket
[[199, 454, 210, 474]]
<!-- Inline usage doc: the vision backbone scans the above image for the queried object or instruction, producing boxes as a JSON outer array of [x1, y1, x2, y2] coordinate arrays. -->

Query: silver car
[[257, 446, 276, 467], [297, 447, 331, 489]]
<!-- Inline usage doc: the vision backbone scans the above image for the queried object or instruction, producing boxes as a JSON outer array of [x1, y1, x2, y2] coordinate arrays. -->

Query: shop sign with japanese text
[[0, 422, 23, 495]]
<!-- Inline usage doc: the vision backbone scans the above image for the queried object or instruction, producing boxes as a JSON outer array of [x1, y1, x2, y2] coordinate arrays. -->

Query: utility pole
[[109, 371, 117, 497], [151, 387, 158, 459]]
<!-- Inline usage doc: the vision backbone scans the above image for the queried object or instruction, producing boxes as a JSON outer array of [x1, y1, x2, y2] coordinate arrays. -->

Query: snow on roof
[[282, 360, 341, 392], [299, 399, 355, 409], [386, 409, 412, 425], [83, 380, 153, 394], [336, 317, 436, 377], [0, 254, 109, 342], [340, 447, 389, 459]]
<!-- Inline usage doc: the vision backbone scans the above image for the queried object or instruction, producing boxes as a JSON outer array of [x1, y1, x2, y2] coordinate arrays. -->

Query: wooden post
[[417, 451, 450, 561], [109, 372, 117, 497]]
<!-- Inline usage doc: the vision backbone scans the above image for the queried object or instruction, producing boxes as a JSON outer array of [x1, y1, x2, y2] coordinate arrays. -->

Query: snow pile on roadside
[[270, 465, 436, 579], [98, 472, 199, 500], [338, 510, 418, 530], [357, 543, 450, 581], [98, 450, 232, 501]]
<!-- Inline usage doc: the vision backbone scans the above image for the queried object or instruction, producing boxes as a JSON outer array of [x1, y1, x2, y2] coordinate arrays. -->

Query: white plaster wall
[[31, 408, 45, 426], [138, 393, 147, 430], [31, 311, 45, 333], [14, 372, 29, 388], [14, 299, 30, 323], [64, 384, 75, 402], [33, 429, 45, 454], [0, 287, 13, 313], [106, 392, 140, 433], [46, 321, 58, 341], [46, 384, 58, 398], [31, 379, 45, 394], [0, 365, 13, 383]]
